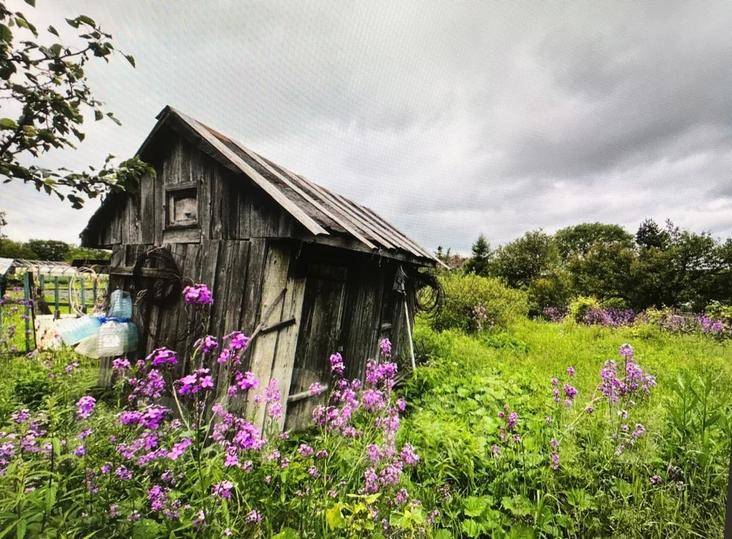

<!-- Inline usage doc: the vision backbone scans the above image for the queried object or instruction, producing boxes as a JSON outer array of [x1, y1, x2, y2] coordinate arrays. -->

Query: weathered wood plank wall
[[88, 127, 421, 431]]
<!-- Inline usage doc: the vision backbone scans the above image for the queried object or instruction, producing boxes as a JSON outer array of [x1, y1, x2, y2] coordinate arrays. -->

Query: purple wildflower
[[112, 358, 131, 370], [227, 331, 251, 352], [400, 444, 420, 466], [212, 480, 234, 499], [379, 338, 392, 357], [198, 335, 219, 354], [148, 347, 178, 367], [246, 509, 262, 523], [182, 283, 213, 306], [167, 438, 192, 460], [329, 352, 345, 377], [308, 382, 326, 396], [298, 444, 314, 458], [76, 396, 96, 420]]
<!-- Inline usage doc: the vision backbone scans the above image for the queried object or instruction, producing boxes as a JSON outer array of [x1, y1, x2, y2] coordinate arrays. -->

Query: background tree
[[489, 230, 558, 288], [635, 218, 670, 249], [555, 222, 634, 260], [464, 234, 492, 275], [0, 1, 151, 208], [66, 244, 110, 262], [25, 238, 69, 260], [0, 209, 5, 238], [567, 241, 635, 303]]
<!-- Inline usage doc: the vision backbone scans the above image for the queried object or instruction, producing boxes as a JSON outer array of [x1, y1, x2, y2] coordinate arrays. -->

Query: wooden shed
[[81, 106, 438, 429]]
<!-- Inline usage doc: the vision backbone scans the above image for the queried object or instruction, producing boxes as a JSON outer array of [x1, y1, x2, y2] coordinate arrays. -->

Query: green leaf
[[94, 110, 103, 121], [463, 495, 493, 517], [77, 15, 96, 27], [15, 519, 26, 539], [44, 485, 58, 512], [507, 524, 536, 538], [501, 494, 533, 517], [0, 24, 12, 42], [24, 0, 36, 6], [107, 112, 122, 126], [461, 519, 481, 538], [47, 25, 58, 36], [0, 118, 18, 130], [325, 503, 346, 530], [124, 54, 136, 67]]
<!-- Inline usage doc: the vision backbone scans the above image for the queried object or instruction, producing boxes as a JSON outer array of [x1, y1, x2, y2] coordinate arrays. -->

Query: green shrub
[[567, 295, 601, 323], [433, 273, 528, 332], [705, 301, 732, 323], [527, 269, 573, 315], [600, 296, 629, 310]]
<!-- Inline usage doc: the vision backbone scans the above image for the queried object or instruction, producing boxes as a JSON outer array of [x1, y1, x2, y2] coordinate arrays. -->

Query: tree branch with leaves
[[0, 0, 152, 208]]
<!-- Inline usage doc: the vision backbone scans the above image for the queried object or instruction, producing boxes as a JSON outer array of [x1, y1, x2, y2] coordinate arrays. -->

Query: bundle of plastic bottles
[[55, 289, 138, 358]]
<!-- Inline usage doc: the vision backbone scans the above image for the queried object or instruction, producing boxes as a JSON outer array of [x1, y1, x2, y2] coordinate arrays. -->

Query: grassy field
[[403, 317, 732, 537], [0, 310, 729, 536]]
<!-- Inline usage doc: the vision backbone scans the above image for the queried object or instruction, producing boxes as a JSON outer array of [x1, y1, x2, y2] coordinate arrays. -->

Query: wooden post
[[22, 272, 34, 352], [92, 278, 98, 310], [53, 277, 60, 319], [403, 298, 416, 371]]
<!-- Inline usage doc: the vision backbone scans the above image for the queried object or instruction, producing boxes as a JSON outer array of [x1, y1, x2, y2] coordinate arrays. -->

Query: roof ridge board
[[293, 174, 400, 251], [167, 108, 328, 237], [251, 152, 379, 251]]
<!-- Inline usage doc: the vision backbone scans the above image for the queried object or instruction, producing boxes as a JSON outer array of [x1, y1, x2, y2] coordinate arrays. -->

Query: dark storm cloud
[[2, 0, 731, 251]]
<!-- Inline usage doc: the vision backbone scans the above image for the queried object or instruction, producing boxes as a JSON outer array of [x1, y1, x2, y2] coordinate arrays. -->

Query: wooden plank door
[[285, 263, 347, 431]]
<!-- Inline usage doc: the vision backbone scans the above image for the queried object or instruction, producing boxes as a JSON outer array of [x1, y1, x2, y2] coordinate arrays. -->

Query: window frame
[[164, 181, 199, 230]]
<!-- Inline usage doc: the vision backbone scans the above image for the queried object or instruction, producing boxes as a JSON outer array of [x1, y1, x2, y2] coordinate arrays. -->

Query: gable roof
[[85, 106, 440, 266]]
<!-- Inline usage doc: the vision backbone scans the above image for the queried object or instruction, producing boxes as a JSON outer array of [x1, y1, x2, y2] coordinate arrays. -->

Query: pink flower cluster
[[378, 337, 392, 357], [211, 404, 264, 468], [76, 396, 96, 420], [176, 368, 214, 396], [551, 366, 578, 407], [497, 405, 520, 443], [228, 370, 258, 397], [148, 347, 178, 368], [329, 352, 345, 376], [255, 379, 282, 419], [599, 345, 656, 404], [182, 283, 213, 306]]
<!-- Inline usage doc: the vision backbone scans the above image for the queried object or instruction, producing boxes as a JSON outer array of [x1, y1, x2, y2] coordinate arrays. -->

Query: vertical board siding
[[85, 130, 424, 431], [285, 264, 347, 431], [269, 262, 307, 431], [245, 244, 290, 428]]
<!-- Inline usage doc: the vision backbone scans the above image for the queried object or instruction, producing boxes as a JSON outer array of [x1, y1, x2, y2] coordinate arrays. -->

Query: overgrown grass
[[403, 317, 732, 537], [0, 316, 729, 536]]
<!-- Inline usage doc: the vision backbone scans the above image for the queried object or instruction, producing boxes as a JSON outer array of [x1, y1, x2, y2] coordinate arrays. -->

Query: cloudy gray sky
[[3, 0, 732, 253]]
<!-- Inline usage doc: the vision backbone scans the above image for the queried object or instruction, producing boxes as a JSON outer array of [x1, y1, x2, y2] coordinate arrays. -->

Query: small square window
[[166, 187, 198, 228]]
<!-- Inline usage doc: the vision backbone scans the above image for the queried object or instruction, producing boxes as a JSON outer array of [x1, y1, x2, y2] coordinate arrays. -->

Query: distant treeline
[[0, 238, 110, 263], [439, 219, 732, 314]]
